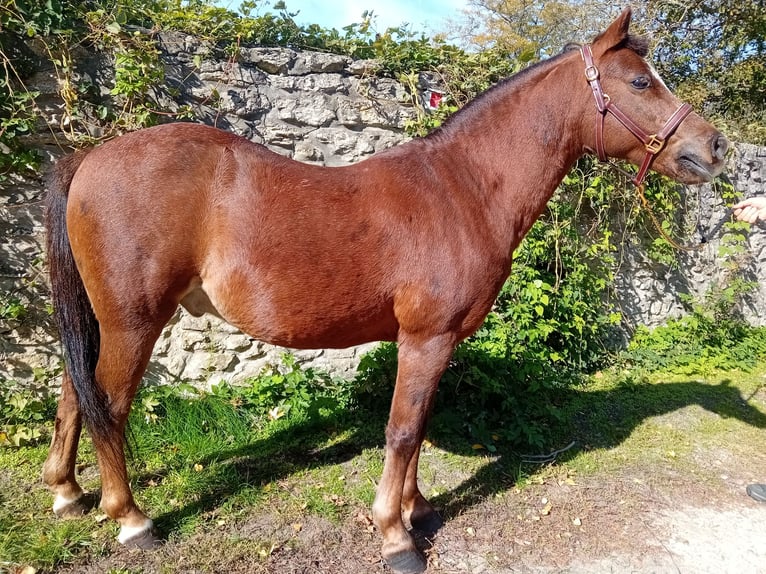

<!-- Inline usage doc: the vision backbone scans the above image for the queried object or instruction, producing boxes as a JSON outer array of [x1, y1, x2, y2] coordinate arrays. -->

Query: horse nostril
[[712, 133, 728, 161]]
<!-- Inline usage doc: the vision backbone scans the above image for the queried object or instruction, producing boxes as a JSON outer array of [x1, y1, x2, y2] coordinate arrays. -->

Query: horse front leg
[[373, 332, 455, 574], [43, 370, 90, 517]]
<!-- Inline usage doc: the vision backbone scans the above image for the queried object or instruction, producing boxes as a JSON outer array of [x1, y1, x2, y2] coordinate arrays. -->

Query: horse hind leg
[[89, 324, 166, 548], [42, 370, 92, 517]]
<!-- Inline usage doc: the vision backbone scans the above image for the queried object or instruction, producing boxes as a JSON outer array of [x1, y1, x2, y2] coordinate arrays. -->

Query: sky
[[221, 0, 470, 34]]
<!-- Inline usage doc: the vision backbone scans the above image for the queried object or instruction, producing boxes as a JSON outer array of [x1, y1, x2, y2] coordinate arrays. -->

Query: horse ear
[[592, 7, 632, 55]]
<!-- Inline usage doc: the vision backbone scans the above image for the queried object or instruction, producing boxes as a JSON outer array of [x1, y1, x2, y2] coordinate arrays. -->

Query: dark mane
[[622, 34, 650, 57]]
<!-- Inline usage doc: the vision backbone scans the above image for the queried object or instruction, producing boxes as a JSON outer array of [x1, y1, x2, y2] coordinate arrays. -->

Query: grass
[[536, 366, 766, 511], [1, 357, 765, 572]]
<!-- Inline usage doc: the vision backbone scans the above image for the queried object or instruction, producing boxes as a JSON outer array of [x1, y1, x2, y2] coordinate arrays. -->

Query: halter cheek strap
[[580, 44, 693, 187]]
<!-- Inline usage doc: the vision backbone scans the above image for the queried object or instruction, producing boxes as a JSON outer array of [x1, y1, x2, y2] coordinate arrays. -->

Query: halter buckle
[[584, 65, 599, 82], [645, 135, 665, 155]]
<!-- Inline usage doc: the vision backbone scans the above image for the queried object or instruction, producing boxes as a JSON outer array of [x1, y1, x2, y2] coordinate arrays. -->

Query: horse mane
[[426, 33, 649, 139], [424, 52, 569, 139]]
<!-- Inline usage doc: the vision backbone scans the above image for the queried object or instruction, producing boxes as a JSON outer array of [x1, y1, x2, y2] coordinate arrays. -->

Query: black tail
[[45, 152, 113, 439]]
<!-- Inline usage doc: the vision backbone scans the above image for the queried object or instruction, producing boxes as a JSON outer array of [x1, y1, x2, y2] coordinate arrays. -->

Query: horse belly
[[199, 273, 399, 349]]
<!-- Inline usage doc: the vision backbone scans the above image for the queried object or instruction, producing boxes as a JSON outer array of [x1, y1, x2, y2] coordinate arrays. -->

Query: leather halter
[[580, 44, 693, 187]]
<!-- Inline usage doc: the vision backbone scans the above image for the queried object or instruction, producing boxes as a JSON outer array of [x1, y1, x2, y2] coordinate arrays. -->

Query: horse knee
[[385, 425, 421, 457]]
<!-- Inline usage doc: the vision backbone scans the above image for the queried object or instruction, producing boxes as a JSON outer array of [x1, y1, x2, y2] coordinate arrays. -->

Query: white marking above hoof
[[53, 493, 82, 515], [118, 518, 155, 545]]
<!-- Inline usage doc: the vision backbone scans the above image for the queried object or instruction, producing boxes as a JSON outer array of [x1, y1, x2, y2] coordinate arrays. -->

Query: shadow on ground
[[142, 375, 766, 538]]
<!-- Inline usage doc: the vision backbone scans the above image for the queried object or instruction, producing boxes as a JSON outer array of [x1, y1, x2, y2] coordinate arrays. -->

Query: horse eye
[[631, 76, 651, 90]]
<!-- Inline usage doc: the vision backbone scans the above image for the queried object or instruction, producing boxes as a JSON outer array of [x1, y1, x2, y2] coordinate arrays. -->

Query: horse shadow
[[428, 377, 766, 521], [138, 363, 766, 539]]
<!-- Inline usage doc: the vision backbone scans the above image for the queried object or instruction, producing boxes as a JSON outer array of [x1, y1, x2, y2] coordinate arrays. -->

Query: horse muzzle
[[676, 132, 729, 183]]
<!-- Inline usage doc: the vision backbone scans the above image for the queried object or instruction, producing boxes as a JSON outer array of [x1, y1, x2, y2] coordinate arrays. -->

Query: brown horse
[[43, 8, 727, 574]]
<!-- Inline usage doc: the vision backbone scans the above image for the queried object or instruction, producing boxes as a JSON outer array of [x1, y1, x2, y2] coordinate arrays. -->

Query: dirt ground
[[57, 427, 766, 574]]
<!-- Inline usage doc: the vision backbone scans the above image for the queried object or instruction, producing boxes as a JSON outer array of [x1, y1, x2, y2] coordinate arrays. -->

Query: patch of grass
[[128, 397, 376, 537], [551, 366, 766, 481], [0, 443, 99, 570], [0, 357, 377, 570], [2, 347, 766, 571]]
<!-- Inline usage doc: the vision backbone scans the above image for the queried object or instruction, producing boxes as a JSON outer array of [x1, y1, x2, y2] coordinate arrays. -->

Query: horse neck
[[427, 52, 587, 248]]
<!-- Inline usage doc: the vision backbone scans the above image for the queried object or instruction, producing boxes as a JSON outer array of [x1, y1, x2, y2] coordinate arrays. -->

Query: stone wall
[[612, 143, 766, 333], [1, 31, 765, 387], [3, 31, 420, 387]]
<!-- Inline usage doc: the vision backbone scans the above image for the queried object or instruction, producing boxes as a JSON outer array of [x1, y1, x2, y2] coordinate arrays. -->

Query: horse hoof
[[384, 549, 427, 574], [121, 525, 163, 550], [410, 510, 444, 534], [53, 494, 92, 518]]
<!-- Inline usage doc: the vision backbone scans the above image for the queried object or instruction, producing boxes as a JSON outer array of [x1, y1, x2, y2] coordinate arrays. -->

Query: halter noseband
[[580, 44, 692, 187]]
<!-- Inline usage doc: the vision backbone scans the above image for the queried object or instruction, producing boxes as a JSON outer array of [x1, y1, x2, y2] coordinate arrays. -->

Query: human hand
[[733, 196, 766, 224]]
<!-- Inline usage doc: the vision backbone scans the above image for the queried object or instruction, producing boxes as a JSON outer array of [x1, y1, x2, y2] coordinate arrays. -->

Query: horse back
[[65, 123, 505, 348]]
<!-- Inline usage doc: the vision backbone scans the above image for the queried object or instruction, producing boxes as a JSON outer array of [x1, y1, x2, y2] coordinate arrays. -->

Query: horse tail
[[45, 152, 113, 439]]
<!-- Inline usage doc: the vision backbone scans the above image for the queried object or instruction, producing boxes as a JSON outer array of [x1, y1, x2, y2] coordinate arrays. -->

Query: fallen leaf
[[572, 517, 582, 526], [465, 526, 476, 537], [540, 502, 552, 516], [292, 523, 302, 532], [323, 493, 345, 506], [514, 538, 531, 546], [193, 463, 204, 472], [354, 510, 373, 525]]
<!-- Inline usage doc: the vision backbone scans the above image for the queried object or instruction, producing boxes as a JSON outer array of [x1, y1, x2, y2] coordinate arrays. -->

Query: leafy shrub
[[0, 385, 57, 446], [622, 284, 766, 376], [209, 354, 354, 422]]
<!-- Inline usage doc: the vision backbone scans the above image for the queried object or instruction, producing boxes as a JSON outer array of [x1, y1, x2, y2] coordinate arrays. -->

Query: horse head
[[581, 7, 728, 185]]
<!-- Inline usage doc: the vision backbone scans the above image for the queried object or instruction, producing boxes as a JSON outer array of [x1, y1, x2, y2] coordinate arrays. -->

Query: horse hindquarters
[[43, 152, 169, 547]]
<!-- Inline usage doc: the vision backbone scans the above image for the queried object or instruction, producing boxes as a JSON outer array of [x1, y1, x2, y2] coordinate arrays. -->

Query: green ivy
[[622, 285, 766, 376]]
